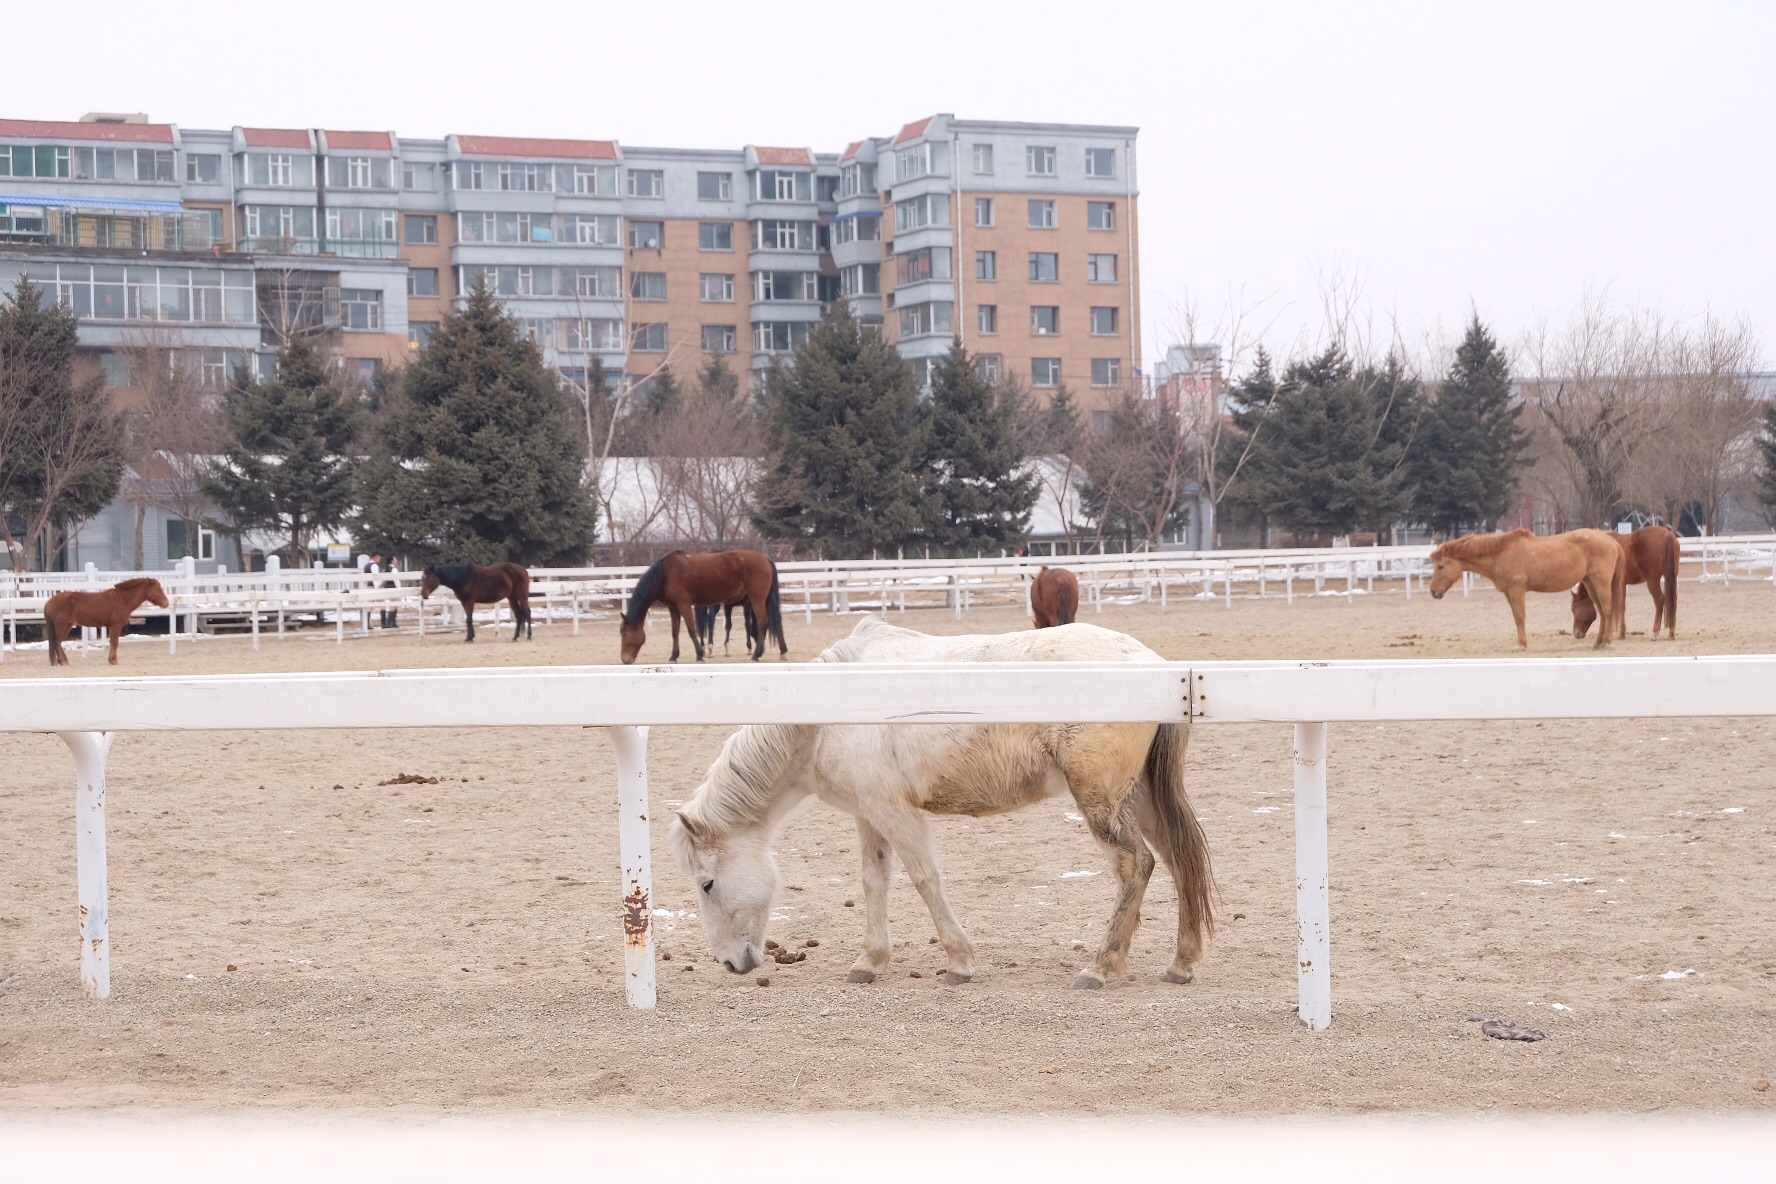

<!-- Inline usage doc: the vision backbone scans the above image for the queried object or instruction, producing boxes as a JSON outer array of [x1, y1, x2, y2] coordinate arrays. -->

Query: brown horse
[[420, 561, 532, 643], [44, 577, 169, 665], [1030, 566, 1079, 628], [1572, 525, 1679, 640], [621, 549, 786, 664], [1429, 528, 1625, 649]]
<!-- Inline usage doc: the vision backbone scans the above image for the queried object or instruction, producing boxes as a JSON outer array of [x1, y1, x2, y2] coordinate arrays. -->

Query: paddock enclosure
[[2, 584, 1775, 1115]]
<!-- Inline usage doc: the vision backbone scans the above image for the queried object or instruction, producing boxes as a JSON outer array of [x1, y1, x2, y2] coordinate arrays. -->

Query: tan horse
[[1572, 525, 1680, 640], [43, 577, 170, 665], [1429, 528, 1624, 650]]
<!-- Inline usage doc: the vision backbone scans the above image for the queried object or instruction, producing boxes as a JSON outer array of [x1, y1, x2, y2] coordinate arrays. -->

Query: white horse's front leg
[[847, 818, 893, 983], [876, 811, 976, 984]]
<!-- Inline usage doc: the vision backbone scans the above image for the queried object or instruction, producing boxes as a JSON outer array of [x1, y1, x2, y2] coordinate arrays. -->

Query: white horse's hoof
[[846, 968, 878, 984], [1160, 968, 1194, 985], [1070, 973, 1105, 990], [940, 970, 972, 985]]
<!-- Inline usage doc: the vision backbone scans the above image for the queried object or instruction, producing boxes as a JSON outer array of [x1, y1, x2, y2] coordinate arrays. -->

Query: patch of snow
[[1254, 807, 1279, 814], [1059, 871, 1099, 879], [1518, 879, 1553, 886], [1722, 807, 1745, 814], [1658, 968, 1699, 980]]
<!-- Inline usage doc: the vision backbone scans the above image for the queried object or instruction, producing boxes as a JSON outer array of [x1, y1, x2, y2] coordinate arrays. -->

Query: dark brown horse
[[695, 597, 757, 656], [621, 549, 786, 664], [44, 577, 169, 665], [421, 562, 532, 643], [1030, 566, 1079, 629], [1573, 525, 1680, 640]]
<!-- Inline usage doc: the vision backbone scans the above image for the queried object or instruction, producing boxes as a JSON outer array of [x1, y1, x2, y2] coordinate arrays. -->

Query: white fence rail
[[6, 654, 1775, 1029], [6, 534, 1776, 658]]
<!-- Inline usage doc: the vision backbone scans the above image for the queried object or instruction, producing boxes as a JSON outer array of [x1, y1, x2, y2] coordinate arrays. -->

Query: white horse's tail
[[1143, 723, 1215, 948]]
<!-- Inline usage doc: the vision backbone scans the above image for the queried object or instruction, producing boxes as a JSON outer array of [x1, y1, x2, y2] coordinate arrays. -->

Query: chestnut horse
[[1030, 565, 1079, 628], [44, 577, 169, 665], [1573, 525, 1679, 640], [1429, 528, 1625, 649], [620, 549, 786, 664], [420, 561, 531, 643]]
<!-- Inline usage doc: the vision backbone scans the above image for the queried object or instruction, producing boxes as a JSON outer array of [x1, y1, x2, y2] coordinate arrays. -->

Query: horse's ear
[[673, 808, 706, 842]]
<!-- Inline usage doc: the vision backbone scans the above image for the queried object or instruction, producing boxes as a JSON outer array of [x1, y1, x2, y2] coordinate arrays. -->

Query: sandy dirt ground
[[2, 577, 1774, 1116]]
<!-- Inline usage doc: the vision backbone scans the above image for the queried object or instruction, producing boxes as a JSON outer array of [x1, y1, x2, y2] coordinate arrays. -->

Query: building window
[[893, 194, 948, 233], [702, 324, 737, 353], [699, 273, 735, 302], [977, 305, 997, 335], [167, 519, 217, 562], [628, 221, 664, 249], [1031, 306, 1060, 336], [0, 144, 71, 178], [1087, 201, 1116, 231], [753, 321, 812, 353], [630, 272, 667, 301], [402, 161, 437, 191], [1028, 199, 1057, 229], [840, 263, 880, 296], [185, 153, 221, 183], [1092, 357, 1122, 387], [976, 354, 1001, 383], [972, 143, 995, 174], [697, 171, 732, 201], [753, 271, 818, 301], [974, 197, 994, 228], [699, 222, 734, 251], [340, 288, 382, 331], [1090, 306, 1118, 335], [754, 169, 813, 202], [267, 154, 293, 186], [817, 175, 839, 202], [1028, 253, 1059, 283], [1085, 147, 1116, 177], [351, 357, 380, 386], [346, 157, 371, 188], [1026, 145, 1057, 176], [405, 214, 438, 244], [895, 247, 951, 286], [1032, 357, 1061, 387], [752, 219, 816, 251], [560, 163, 615, 195], [831, 214, 881, 245], [408, 268, 439, 298], [626, 168, 664, 198], [409, 322, 437, 349], [897, 301, 953, 339], [975, 250, 996, 281], [1087, 253, 1117, 283], [556, 213, 618, 245], [99, 352, 132, 387], [631, 322, 668, 352], [565, 318, 625, 351]]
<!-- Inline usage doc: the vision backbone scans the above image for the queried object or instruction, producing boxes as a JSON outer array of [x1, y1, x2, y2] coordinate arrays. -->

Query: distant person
[[367, 552, 395, 629]]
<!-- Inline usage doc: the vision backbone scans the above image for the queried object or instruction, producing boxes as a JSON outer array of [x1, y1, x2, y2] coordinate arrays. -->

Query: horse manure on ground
[[764, 939, 779, 951], [844, 899, 855, 907], [1481, 1020, 1546, 1042], [378, 773, 439, 786], [803, 939, 819, 948], [772, 948, 805, 965], [909, 971, 923, 978], [755, 976, 770, 987]]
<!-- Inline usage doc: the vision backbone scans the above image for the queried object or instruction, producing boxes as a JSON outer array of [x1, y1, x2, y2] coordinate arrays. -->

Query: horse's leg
[[1583, 571, 1614, 650], [667, 605, 683, 662], [107, 622, 120, 665], [461, 595, 475, 643], [1506, 585, 1529, 649], [846, 818, 895, 984], [509, 596, 521, 642], [47, 619, 64, 666], [747, 592, 768, 661], [870, 809, 976, 984], [684, 600, 707, 662], [1065, 761, 1155, 989]]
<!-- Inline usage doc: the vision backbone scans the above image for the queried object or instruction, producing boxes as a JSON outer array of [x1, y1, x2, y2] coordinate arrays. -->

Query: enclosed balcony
[[0, 195, 220, 251]]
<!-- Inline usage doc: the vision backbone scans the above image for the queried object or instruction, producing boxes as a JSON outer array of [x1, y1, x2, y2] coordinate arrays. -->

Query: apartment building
[[0, 110, 1138, 409]]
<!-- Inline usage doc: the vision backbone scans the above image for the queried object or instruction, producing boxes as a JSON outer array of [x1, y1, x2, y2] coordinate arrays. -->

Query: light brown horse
[[43, 577, 170, 665], [620, 549, 786, 664], [1429, 528, 1625, 649], [1572, 525, 1679, 640], [1030, 565, 1079, 628]]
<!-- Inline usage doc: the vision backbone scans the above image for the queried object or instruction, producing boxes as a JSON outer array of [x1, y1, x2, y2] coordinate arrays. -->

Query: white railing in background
[[4, 534, 1776, 658], [6, 654, 1775, 1030]]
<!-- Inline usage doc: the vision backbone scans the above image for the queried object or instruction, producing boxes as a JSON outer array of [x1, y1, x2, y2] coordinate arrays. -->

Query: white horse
[[670, 616, 1215, 989]]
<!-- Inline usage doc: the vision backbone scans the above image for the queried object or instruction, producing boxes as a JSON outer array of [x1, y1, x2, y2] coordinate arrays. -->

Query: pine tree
[[752, 303, 927, 558], [358, 283, 595, 565], [921, 340, 1039, 554], [1217, 348, 1280, 533], [1759, 402, 1776, 523], [201, 335, 361, 565], [1410, 315, 1530, 536]]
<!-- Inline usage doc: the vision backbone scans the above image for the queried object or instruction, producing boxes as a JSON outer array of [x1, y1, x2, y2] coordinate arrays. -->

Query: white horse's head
[[670, 802, 780, 975]]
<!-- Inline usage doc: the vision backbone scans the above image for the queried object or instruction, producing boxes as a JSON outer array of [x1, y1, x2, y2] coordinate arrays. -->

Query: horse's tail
[[1664, 529, 1679, 637], [1142, 722, 1215, 952], [764, 563, 787, 655], [1056, 574, 1078, 626], [1612, 542, 1627, 641]]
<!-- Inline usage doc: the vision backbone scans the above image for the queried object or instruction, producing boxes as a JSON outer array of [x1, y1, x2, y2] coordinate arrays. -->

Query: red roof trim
[[839, 140, 865, 163], [752, 146, 813, 167], [0, 119, 173, 144], [895, 117, 935, 144], [241, 127, 313, 149], [322, 130, 392, 151], [454, 135, 617, 160]]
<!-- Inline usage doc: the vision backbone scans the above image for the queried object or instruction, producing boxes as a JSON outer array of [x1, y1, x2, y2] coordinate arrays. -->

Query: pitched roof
[[752, 146, 813, 167], [0, 118, 174, 144], [322, 130, 393, 151], [839, 140, 865, 163], [454, 135, 617, 160], [895, 117, 935, 144], [240, 127, 313, 149]]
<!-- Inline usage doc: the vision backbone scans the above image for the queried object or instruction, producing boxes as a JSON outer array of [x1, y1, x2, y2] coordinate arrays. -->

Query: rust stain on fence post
[[622, 884, 650, 947]]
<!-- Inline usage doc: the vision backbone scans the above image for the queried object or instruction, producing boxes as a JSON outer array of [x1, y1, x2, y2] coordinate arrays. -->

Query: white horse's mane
[[691, 722, 810, 834]]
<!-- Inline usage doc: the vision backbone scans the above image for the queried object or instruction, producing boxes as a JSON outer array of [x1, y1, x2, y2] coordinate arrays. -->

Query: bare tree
[[648, 358, 764, 550], [118, 329, 228, 567]]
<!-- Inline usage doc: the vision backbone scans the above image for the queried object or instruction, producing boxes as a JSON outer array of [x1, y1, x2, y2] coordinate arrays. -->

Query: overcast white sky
[[15, 0, 1772, 375]]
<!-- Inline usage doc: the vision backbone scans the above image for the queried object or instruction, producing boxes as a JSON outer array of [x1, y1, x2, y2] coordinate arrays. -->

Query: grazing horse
[[1573, 525, 1680, 640], [620, 549, 786, 664], [1429, 528, 1625, 649], [44, 577, 170, 665], [1030, 565, 1080, 628], [420, 561, 532, 643], [695, 598, 757, 656], [671, 616, 1215, 989]]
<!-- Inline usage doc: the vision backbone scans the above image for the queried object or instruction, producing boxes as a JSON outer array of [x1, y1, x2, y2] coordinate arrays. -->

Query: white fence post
[[1293, 721, 1331, 1031], [59, 730, 114, 1000], [610, 724, 656, 1010]]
